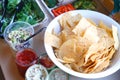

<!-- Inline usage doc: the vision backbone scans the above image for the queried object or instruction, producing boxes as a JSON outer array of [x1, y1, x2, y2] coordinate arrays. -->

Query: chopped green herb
[[73, 0, 96, 10]]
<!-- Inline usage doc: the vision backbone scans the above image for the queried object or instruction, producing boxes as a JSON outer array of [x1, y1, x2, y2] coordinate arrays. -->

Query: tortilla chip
[[45, 32, 62, 48], [112, 25, 119, 50], [63, 57, 75, 63], [59, 28, 75, 42], [77, 37, 91, 54], [59, 13, 72, 30], [57, 39, 77, 60], [87, 18, 97, 26], [107, 47, 115, 59], [67, 14, 82, 29], [90, 47, 111, 61], [93, 59, 110, 73], [98, 21, 112, 37], [72, 17, 96, 36], [83, 61, 97, 73], [84, 58, 108, 73], [84, 37, 114, 63], [70, 63, 82, 72], [83, 26, 100, 44]]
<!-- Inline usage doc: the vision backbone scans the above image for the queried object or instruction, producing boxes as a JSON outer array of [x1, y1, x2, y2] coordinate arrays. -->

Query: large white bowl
[[44, 10, 120, 79]]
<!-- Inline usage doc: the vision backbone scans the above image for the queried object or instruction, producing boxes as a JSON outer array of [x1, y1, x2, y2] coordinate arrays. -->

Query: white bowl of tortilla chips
[[44, 10, 120, 79]]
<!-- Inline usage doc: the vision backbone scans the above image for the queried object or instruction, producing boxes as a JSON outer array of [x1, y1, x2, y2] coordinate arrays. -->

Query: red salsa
[[15, 48, 38, 77], [40, 55, 55, 69], [52, 4, 75, 17]]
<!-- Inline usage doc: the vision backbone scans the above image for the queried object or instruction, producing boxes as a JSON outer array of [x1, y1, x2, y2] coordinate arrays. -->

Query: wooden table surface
[[0, 39, 24, 80], [0, 22, 48, 80]]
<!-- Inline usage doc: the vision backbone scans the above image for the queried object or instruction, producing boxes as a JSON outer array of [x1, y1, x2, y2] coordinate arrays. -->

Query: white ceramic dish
[[25, 64, 48, 80], [46, 68, 69, 80], [44, 10, 120, 79]]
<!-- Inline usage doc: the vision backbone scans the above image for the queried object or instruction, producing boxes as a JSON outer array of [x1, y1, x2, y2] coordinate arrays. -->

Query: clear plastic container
[[46, 68, 69, 80], [15, 48, 38, 77], [39, 53, 56, 70], [3, 21, 34, 51]]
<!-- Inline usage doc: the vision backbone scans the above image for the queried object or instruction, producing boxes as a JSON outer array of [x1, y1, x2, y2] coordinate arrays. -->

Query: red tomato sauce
[[52, 3, 75, 17], [40, 55, 54, 69], [15, 49, 38, 77]]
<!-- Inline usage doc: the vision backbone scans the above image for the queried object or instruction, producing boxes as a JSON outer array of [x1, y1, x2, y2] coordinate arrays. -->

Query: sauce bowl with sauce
[[4, 21, 34, 51], [15, 48, 38, 77], [25, 64, 48, 80]]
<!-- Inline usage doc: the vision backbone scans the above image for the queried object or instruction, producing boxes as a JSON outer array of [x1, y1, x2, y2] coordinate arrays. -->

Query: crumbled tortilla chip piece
[[63, 57, 75, 63], [64, 64, 72, 69]]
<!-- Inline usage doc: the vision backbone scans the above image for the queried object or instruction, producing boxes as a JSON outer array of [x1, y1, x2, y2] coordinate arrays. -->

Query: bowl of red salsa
[[39, 54, 55, 70], [15, 48, 38, 77]]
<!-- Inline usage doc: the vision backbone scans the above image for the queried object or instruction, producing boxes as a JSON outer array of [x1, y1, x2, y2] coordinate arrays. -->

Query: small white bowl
[[46, 68, 69, 80], [25, 64, 48, 80], [44, 10, 120, 79]]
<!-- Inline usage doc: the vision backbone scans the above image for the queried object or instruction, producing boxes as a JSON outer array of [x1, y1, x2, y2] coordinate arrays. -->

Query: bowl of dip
[[4, 21, 34, 51], [46, 68, 69, 80], [39, 53, 55, 70], [25, 64, 48, 80], [15, 48, 38, 77]]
